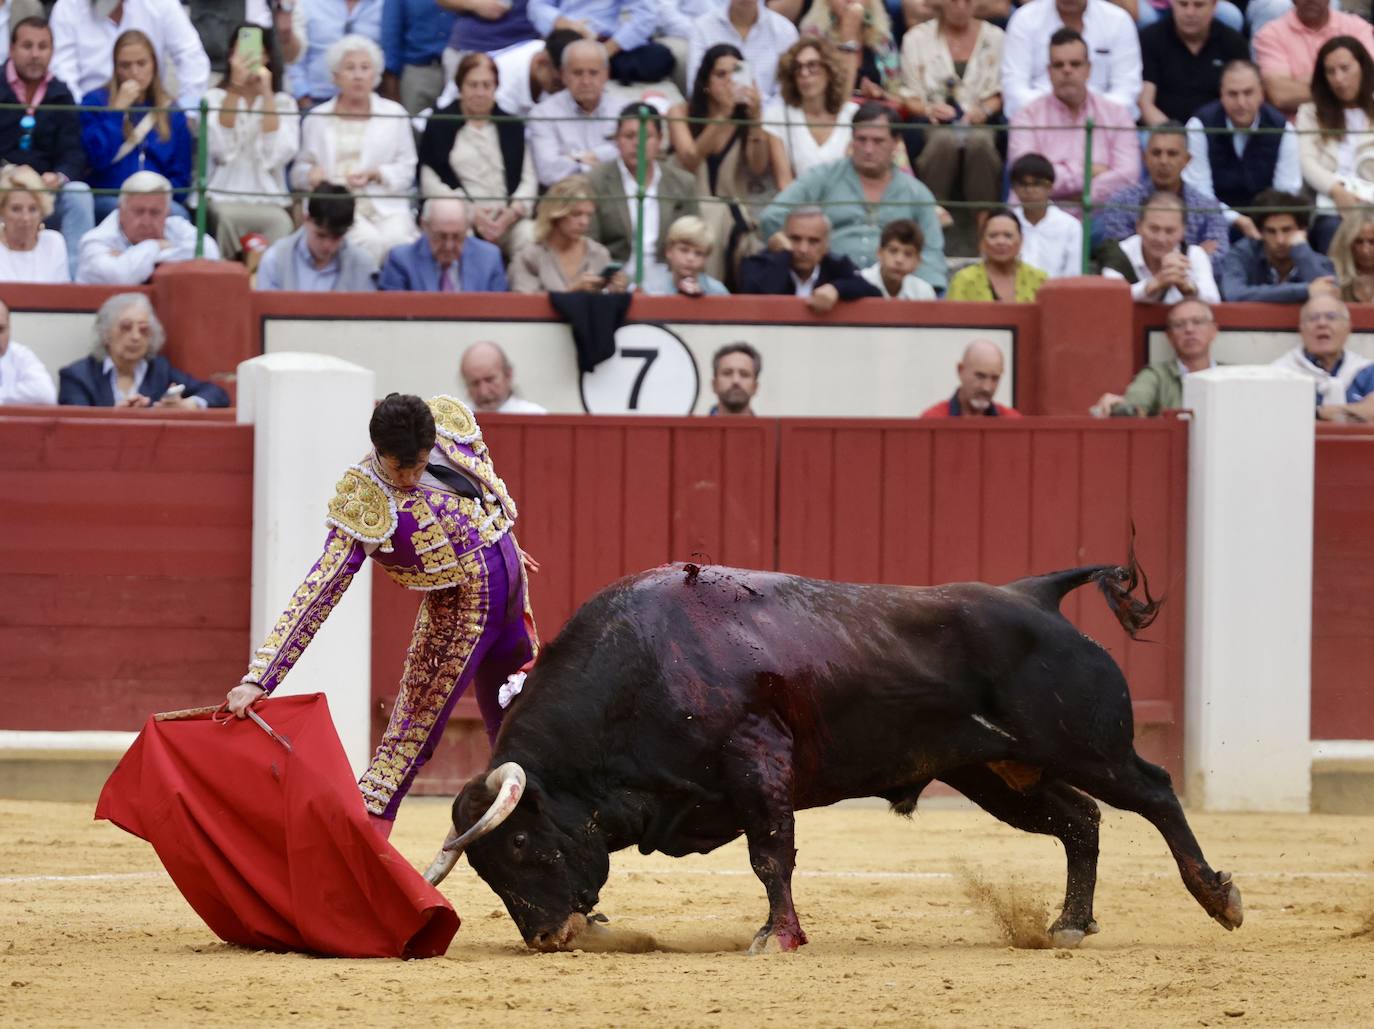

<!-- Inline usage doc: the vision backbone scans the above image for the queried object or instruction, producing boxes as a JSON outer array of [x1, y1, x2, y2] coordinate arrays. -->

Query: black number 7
[[621, 347, 658, 410]]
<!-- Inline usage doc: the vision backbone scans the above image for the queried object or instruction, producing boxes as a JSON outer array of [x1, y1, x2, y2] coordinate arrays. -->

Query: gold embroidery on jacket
[[326, 467, 396, 544]]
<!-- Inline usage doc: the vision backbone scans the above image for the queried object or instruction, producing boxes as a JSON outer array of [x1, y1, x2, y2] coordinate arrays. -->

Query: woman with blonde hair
[[80, 30, 193, 222], [799, 0, 900, 97], [291, 35, 418, 265], [1329, 210, 1374, 303], [764, 37, 858, 189], [0, 165, 69, 283], [509, 176, 628, 293]]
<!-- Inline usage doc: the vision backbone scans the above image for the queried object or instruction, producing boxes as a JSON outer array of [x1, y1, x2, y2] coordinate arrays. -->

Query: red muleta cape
[[95, 693, 458, 958]]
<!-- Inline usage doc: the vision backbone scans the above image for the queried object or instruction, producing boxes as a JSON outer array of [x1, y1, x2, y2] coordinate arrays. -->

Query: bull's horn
[[445, 762, 527, 854], [423, 826, 461, 886]]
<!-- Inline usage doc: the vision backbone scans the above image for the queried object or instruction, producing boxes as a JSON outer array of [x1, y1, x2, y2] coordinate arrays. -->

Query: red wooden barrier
[[0, 412, 253, 728], [1312, 427, 1374, 740]]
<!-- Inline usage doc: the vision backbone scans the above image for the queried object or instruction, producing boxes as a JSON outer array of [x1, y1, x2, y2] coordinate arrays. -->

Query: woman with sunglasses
[[0, 164, 69, 283], [764, 38, 858, 189], [80, 30, 193, 223]]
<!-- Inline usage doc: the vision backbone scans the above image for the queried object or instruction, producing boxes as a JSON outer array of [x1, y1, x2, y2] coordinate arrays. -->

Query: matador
[[225, 393, 537, 835]]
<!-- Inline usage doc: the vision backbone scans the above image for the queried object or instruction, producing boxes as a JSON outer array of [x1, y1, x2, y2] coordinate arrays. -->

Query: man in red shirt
[[920, 339, 1022, 418]]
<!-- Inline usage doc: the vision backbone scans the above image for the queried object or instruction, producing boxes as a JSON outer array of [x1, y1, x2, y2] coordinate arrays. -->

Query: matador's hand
[[519, 547, 541, 575], [226, 682, 266, 718]]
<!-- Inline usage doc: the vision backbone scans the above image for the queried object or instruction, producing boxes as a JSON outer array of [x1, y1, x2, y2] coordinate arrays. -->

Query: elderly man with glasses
[[1274, 294, 1373, 412], [1091, 298, 1220, 417]]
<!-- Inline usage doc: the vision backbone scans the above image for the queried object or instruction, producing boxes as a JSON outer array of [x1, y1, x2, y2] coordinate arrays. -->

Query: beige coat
[[1295, 102, 1374, 201], [899, 19, 1004, 110]]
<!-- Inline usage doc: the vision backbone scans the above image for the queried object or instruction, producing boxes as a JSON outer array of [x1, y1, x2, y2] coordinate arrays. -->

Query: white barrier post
[[1183, 366, 1314, 811], [237, 354, 375, 776]]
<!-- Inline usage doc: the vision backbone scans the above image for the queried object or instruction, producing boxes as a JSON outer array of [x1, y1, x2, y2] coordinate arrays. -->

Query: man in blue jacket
[[379, 198, 508, 293]]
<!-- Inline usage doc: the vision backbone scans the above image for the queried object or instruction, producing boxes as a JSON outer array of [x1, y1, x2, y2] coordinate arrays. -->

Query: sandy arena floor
[[1, 797, 1371, 1027]]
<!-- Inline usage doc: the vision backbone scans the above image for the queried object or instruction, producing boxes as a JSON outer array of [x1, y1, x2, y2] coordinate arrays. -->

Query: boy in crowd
[[860, 220, 936, 300]]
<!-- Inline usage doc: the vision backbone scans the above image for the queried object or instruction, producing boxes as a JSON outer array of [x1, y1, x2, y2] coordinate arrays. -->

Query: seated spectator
[[1329, 209, 1374, 303], [860, 218, 936, 299], [50, 0, 210, 111], [256, 184, 379, 292], [291, 35, 419, 267], [0, 164, 70, 283], [1219, 189, 1336, 303], [587, 103, 699, 282], [799, 0, 900, 97], [526, 39, 619, 188], [1254, 0, 1374, 118], [739, 206, 882, 312], [509, 174, 630, 293], [1186, 60, 1302, 242], [0, 15, 94, 278], [419, 52, 537, 260], [528, 0, 675, 84], [379, 198, 507, 292], [763, 37, 858, 189], [1007, 28, 1140, 215], [898, 0, 1004, 218], [292, 0, 384, 107], [379, 0, 456, 116], [1103, 192, 1221, 303], [1090, 297, 1217, 416], [1001, 0, 1142, 120], [667, 44, 776, 286], [708, 341, 760, 415], [188, 0, 304, 79], [80, 29, 193, 222], [1009, 153, 1083, 278], [641, 215, 731, 295], [1097, 122, 1228, 261], [76, 171, 219, 285], [1139, 0, 1248, 126], [948, 208, 1048, 301], [919, 339, 1021, 418], [205, 24, 299, 264], [460, 340, 548, 414], [1272, 294, 1372, 409], [58, 292, 229, 408], [761, 103, 948, 291], [686, 0, 798, 101], [0, 298, 58, 405], [1297, 36, 1374, 255], [435, 27, 576, 117]]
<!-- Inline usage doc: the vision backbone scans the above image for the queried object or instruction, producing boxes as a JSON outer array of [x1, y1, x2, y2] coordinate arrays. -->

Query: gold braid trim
[[327, 466, 397, 545], [428, 395, 482, 445]]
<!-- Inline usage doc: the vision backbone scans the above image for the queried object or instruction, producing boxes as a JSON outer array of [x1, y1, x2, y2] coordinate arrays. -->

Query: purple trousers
[[359, 532, 532, 820]]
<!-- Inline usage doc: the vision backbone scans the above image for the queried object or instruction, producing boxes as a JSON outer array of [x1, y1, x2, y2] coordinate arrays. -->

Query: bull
[[423, 557, 1244, 952]]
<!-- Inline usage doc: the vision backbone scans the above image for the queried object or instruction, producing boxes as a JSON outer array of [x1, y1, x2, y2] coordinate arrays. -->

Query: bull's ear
[[451, 771, 497, 833]]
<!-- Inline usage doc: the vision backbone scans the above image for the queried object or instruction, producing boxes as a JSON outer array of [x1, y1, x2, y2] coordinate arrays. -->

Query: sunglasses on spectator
[[794, 60, 824, 75]]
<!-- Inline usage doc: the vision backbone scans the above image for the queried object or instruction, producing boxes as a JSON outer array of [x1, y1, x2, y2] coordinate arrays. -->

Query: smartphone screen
[[237, 26, 265, 73], [732, 61, 751, 88], [600, 263, 623, 279]]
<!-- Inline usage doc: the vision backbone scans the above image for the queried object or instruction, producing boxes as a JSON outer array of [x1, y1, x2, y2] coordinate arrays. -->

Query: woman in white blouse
[[205, 25, 300, 262], [898, 0, 1004, 215], [764, 37, 858, 189], [291, 35, 418, 265], [1103, 193, 1220, 304], [0, 164, 70, 283], [1297, 35, 1374, 255], [418, 52, 537, 259]]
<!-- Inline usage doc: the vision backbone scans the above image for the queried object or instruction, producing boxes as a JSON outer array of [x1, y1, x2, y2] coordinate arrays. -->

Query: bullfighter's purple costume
[[239, 396, 537, 821]]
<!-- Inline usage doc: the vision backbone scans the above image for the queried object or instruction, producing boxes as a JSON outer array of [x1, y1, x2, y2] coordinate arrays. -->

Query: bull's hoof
[[748, 924, 807, 954], [1050, 928, 1084, 948], [1213, 874, 1243, 931]]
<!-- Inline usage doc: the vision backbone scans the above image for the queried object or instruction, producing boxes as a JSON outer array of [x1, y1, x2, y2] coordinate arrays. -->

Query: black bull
[[424, 558, 1244, 952]]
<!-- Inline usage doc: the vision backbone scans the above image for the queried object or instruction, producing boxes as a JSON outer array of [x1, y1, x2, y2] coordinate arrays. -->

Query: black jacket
[[0, 74, 85, 181], [417, 101, 526, 200], [737, 250, 881, 300]]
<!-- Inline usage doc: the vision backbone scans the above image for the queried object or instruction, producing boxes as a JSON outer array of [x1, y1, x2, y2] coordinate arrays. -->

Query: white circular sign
[[579, 322, 700, 415]]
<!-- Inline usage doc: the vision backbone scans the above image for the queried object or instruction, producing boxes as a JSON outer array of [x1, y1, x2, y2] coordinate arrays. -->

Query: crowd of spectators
[[0, 0, 1373, 418]]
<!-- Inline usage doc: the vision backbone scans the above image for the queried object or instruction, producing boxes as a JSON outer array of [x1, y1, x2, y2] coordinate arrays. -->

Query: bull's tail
[[1003, 537, 1162, 640]]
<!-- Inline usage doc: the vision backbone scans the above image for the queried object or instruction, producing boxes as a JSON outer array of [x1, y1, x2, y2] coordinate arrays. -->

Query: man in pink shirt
[[1254, 0, 1374, 117], [1008, 28, 1141, 215]]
